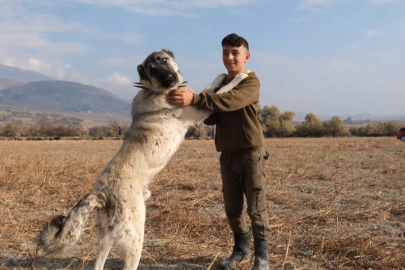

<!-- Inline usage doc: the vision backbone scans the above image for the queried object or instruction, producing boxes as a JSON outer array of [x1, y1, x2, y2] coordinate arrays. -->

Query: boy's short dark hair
[[221, 33, 249, 51]]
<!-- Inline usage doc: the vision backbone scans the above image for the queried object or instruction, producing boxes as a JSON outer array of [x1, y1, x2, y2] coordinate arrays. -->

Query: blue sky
[[1, 0, 404, 117]]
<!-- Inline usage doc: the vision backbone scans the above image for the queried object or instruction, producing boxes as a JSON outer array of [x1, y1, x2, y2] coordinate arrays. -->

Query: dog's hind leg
[[93, 216, 113, 270], [94, 236, 113, 270], [117, 235, 143, 270], [117, 201, 145, 270]]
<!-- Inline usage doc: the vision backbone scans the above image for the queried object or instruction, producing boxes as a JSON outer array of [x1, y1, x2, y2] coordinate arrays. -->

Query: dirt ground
[[0, 137, 405, 269]]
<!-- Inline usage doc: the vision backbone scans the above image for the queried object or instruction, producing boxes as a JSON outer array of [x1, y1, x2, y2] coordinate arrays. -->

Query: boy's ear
[[137, 64, 148, 80], [244, 52, 251, 63], [161, 49, 175, 60]]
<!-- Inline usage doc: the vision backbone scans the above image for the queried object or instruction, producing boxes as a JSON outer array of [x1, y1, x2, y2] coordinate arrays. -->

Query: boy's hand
[[168, 87, 195, 107]]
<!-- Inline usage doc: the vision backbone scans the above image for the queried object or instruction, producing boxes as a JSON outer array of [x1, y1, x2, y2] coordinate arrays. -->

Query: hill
[[0, 64, 53, 83], [0, 81, 131, 116], [0, 77, 23, 90]]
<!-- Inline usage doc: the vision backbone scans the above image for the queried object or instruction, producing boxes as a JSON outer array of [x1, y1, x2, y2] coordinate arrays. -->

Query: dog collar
[[133, 81, 189, 97], [144, 88, 164, 96], [133, 82, 163, 96]]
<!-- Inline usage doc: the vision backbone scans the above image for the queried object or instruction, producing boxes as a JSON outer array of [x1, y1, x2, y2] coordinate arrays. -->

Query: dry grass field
[[1, 137, 405, 269]]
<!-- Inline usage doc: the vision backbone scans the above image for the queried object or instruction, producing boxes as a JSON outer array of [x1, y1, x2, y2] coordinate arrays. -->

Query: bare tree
[[106, 114, 129, 136]]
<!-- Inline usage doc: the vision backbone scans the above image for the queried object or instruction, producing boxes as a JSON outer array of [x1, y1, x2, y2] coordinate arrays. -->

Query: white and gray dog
[[39, 49, 248, 270]]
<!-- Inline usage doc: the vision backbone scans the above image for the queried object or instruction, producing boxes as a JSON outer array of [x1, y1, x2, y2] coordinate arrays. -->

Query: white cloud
[[126, 6, 197, 17], [350, 44, 357, 51], [299, 0, 346, 11], [69, 0, 260, 16], [1, 59, 17, 67], [1, 0, 261, 19], [72, 0, 258, 7], [371, 0, 405, 3], [0, 0, 56, 6], [106, 73, 131, 86], [1, 57, 131, 92], [99, 54, 145, 67], [366, 30, 379, 37], [0, 2, 144, 60], [302, 0, 336, 5]]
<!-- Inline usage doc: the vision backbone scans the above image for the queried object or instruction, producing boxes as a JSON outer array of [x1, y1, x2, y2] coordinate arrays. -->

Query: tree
[[257, 105, 295, 137], [89, 126, 105, 137], [2, 121, 20, 137], [258, 105, 281, 137], [28, 123, 40, 136], [382, 121, 401, 136], [75, 122, 89, 137], [278, 111, 296, 137], [323, 116, 349, 137], [349, 121, 402, 137], [106, 115, 129, 136], [186, 124, 207, 139], [295, 113, 324, 137]]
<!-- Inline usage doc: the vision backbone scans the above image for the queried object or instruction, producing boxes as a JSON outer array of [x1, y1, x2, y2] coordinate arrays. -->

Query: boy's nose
[[224, 54, 233, 61]]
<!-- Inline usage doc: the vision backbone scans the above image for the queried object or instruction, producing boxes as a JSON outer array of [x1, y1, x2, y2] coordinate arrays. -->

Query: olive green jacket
[[192, 72, 264, 154]]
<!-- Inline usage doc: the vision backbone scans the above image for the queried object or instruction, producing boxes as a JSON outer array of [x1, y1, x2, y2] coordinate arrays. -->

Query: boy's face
[[222, 45, 250, 77]]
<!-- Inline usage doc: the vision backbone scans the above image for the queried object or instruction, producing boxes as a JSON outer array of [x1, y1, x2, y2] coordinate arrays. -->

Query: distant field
[[0, 138, 404, 269]]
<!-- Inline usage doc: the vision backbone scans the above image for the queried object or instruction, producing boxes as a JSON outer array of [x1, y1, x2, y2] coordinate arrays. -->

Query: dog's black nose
[[167, 74, 173, 81]]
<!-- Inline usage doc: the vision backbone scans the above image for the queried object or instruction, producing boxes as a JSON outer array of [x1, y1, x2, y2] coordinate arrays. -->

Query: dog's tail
[[39, 191, 108, 254]]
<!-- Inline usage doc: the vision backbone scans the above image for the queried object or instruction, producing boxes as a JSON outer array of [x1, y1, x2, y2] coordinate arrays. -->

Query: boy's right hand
[[181, 86, 197, 94], [167, 88, 195, 107]]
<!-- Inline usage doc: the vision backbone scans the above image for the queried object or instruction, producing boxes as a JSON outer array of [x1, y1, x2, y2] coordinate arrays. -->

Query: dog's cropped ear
[[137, 64, 148, 80], [161, 49, 175, 60]]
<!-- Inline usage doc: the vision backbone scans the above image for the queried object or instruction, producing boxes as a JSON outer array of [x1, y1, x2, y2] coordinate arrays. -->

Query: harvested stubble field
[[1, 137, 405, 270]]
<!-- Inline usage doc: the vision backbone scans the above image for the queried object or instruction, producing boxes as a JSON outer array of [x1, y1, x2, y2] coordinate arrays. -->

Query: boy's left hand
[[167, 87, 195, 107]]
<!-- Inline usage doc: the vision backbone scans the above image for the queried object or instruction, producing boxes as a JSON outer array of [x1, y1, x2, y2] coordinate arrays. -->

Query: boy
[[168, 33, 270, 270]]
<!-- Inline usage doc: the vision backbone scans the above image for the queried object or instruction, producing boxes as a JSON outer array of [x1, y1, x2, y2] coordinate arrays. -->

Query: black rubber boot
[[252, 238, 269, 270], [218, 229, 252, 270]]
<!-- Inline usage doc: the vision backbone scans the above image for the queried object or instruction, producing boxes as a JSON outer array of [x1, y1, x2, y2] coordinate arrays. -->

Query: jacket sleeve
[[192, 74, 260, 112]]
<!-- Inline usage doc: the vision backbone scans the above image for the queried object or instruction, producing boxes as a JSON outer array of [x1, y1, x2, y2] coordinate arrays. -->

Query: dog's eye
[[162, 58, 167, 63]]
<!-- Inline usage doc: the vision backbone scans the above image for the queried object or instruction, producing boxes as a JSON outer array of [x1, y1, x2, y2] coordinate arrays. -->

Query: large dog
[[39, 50, 248, 270]]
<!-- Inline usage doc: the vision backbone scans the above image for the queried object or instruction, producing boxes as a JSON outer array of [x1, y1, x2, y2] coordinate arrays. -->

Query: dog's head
[[137, 49, 183, 93]]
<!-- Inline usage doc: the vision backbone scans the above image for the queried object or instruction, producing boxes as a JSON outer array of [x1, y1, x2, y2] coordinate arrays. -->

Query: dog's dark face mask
[[137, 50, 182, 92]]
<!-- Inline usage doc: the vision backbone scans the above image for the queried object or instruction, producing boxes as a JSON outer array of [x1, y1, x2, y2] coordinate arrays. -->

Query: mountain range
[[0, 64, 53, 83], [0, 64, 131, 119]]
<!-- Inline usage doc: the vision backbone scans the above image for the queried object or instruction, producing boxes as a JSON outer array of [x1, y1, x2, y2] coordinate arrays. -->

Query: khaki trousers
[[220, 149, 271, 240]]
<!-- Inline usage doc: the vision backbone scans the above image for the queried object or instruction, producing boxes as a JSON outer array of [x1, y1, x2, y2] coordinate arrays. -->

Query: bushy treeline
[[188, 105, 403, 139], [257, 106, 351, 137], [0, 106, 403, 139], [348, 122, 401, 137], [257, 106, 402, 138], [0, 120, 127, 138]]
